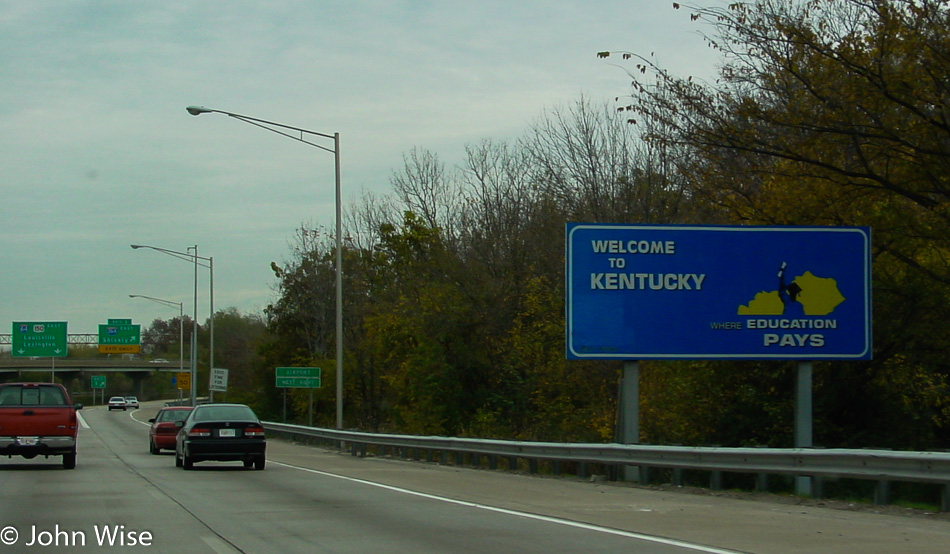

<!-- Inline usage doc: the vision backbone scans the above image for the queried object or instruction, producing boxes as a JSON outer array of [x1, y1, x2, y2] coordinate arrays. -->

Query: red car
[[148, 406, 193, 454]]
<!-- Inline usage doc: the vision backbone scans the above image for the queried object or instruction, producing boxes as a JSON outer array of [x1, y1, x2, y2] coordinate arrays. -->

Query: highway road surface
[[1, 401, 948, 553]]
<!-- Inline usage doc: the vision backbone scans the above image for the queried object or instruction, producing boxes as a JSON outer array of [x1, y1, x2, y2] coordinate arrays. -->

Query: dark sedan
[[175, 403, 266, 470], [148, 406, 193, 454]]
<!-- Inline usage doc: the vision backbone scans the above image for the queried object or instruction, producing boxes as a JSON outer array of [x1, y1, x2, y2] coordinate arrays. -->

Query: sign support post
[[620, 361, 641, 481], [795, 361, 814, 495]]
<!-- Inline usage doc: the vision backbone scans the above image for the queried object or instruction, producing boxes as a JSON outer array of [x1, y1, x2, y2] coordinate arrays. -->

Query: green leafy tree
[[203, 308, 269, 406], [141, 315, 192, 359], [361, 212, 482, 435]]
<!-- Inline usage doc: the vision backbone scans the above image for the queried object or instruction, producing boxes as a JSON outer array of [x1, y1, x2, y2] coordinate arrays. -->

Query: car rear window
[[193, 406, 258, 422], [158, 409, 192, 422], [0, 386, 68, 406]]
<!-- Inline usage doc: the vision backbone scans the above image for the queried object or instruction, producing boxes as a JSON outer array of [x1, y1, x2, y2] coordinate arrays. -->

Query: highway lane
[[1, 402, 949, 553], [0, 403, 732, 553], [0, 406, 235, 552]]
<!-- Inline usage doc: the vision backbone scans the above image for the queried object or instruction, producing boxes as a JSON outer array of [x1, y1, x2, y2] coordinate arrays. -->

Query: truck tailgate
[[0, 407, 78, 437]]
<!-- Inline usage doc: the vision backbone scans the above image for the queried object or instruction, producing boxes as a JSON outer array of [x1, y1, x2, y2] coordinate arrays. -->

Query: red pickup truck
[[0, 383, 83, 469]]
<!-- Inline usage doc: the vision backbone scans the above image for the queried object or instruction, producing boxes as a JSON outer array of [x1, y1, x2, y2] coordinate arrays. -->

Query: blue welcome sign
[[566, 223, 872, 360]]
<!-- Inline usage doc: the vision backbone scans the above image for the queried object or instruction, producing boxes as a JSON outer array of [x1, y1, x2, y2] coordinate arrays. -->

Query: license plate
[[17, 437, 38, 446], [218, 429, 236, 437]]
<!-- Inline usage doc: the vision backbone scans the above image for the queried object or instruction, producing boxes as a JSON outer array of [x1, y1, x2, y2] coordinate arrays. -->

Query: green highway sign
[[98, 322, 141, 354], [12, 321, 68, 357], [275, 367, 322, 388], [91, 376, 106, 389]]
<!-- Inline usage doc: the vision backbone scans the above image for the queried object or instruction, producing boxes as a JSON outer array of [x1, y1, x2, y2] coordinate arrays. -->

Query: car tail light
[[188, 428, 211, 437], [244, 426, 265, 438]]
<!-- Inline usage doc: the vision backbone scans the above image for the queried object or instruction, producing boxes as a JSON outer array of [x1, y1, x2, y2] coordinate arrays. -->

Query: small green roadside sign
[[91, 376, 106, 389], [12, 321, 68, 357], [275, 367, 321, 388]]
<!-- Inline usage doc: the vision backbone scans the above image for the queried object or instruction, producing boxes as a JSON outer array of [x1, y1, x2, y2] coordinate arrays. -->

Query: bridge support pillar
[[130, 372, 149, 398]]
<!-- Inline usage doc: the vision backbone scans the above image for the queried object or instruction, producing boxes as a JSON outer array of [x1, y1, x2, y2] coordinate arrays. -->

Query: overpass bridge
[[0, 358, 183, 371], [0, 359, 187, 398]]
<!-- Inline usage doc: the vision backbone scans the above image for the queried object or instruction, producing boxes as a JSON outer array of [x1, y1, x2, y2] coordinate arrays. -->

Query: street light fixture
[[186, 105, 344, 429], [131, 244, 214, 406], [130, 294, 184, 401]]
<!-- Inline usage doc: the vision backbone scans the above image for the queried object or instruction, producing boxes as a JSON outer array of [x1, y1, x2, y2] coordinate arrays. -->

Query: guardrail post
[[811, 476, 824, 499], [672, 468, 683, 487], [755, 473, 768, 492], [874, 481, 890, 505]]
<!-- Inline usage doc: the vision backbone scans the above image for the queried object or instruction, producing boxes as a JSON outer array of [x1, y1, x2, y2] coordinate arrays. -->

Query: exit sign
[[98, 322, 141, 354]]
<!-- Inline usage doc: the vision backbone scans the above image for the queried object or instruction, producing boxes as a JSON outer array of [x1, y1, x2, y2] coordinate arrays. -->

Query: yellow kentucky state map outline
[[737, 271, 845, 316]]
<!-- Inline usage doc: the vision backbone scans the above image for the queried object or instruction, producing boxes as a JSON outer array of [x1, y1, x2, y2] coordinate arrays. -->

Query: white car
[[125, 396, 140, 409], [108, 396, 127, 411]]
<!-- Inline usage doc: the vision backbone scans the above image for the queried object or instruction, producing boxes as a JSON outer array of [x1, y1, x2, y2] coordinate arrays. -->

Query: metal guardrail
[[263, 421, 950, 510]]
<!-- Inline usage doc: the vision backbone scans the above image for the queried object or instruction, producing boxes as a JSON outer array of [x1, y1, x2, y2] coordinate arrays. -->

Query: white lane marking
[[272, 461, 742, 554], [200, 535, 239, 553], [131, 409, 151, 426], [77, 411, 90, 429]]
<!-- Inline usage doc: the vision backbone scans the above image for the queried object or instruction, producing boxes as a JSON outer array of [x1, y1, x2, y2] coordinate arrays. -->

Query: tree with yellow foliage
[[603, 0, 950, 448]]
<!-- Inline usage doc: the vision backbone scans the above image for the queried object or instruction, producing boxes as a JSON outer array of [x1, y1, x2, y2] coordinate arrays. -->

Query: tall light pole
[[130, 294, 184, 401], [187, 105, 344, 429], [131, 244, 214, 406]]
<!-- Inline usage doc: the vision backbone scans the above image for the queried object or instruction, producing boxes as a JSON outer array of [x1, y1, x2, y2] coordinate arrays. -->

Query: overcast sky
[[0, 1, 720, 341]]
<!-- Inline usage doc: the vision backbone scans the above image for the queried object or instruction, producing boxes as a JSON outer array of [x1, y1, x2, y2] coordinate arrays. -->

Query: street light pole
[[130, 294, 184, 400], [187, 105, 344, 429], [131, 244, 213, 407], [188, 245, 198, 406]]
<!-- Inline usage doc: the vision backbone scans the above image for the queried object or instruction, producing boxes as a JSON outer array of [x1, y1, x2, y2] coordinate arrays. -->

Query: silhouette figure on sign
[[777, 262, 805, 317]]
